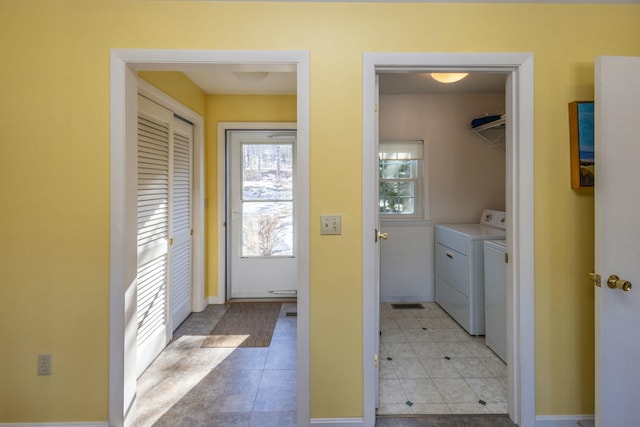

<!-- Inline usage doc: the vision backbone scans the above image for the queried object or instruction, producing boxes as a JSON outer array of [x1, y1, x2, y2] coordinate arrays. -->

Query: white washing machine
[[435, 209, 506, 335], [484, 239, 507, 362]]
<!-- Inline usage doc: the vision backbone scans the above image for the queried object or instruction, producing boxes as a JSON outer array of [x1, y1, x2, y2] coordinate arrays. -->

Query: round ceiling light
[[430, 73, 469, 84], [232, 71, 270, 81]]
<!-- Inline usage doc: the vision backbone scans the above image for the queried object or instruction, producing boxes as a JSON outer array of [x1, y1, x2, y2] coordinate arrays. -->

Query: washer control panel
[[480, 209, 506, 230]]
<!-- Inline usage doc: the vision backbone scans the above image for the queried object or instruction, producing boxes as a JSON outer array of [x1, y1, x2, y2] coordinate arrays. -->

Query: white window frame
[[379, 139, 429, 221]]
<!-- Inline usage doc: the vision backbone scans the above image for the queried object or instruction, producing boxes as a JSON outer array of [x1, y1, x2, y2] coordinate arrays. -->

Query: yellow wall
[[1, 0, 639, 422], [138, 71, 207, 117]]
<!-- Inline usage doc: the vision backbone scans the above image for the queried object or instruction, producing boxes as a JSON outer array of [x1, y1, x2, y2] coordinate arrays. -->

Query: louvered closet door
[[169, 116, 193, 330], [136, 95, 173, 376]]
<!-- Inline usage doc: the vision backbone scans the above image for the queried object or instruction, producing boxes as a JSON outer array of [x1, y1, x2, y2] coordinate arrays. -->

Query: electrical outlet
[[38, 354, 52, 375]]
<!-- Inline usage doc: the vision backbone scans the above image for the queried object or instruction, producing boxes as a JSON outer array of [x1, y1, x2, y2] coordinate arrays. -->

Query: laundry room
[[376, 72, 510, 415], [378, 71, 506, 304]]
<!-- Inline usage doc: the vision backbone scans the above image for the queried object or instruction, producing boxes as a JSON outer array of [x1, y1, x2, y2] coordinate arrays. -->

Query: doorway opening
[[109, 49, 310, 427], [377, 71, 508, 416], [362, 53, 535, 427]]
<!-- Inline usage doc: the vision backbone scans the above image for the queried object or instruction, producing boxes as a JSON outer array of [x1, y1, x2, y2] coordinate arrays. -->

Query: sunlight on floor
[[133, 303, 297, 427]]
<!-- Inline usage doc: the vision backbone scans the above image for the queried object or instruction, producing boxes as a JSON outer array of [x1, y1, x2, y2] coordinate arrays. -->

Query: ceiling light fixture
[[232, 71, 269, 82], [430, 73, 469, 84]]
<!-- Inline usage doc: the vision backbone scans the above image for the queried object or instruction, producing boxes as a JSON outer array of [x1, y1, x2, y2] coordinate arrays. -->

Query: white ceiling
[[379, 72, 507, 94], [183, 64, 297, 95], [176, 63, 506, 95]]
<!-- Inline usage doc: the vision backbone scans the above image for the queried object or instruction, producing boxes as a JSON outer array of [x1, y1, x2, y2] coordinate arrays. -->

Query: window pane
[[397, 181, 413, 197], [397, 160, 412, 178], [242, 144, 293, 200], [379, 180, 416, 214], [380, 160, 399, 179], [242, 201, 293, 257], [380, 197, 400, 214], [380, 181, 397, 197], [380, 159, 417, 179], [396, 197, 414, 214], [380, 181, 396, 213], [379, 157, 422, 217]]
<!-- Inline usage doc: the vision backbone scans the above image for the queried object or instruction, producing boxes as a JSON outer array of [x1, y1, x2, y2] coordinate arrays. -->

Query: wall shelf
[[471, 117, 505, 152]]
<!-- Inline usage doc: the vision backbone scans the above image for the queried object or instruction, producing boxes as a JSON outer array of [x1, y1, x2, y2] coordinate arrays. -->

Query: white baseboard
[[208, 295, 224, 304], [536, 415, 594, 427], [310, 418, 364, 427], [380, 297, 435, 303], [0, 423, 108, 427]]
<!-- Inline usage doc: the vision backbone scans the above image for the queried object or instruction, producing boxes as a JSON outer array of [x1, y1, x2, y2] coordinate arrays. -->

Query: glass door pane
[[241, 143, 294, 257]]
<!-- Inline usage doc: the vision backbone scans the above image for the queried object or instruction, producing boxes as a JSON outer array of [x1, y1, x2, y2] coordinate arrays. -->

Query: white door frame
[[110, 49, 310, 427], [362, 52, 535, 427], [217, 122, 298, 303]]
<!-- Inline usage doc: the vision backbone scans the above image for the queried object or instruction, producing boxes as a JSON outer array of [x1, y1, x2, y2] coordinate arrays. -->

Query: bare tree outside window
[[241, 143, 294, 257]]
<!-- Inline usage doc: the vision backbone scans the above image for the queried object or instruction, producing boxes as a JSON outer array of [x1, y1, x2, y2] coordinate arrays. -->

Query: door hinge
[[190, 229, 194, 236], [505, 252, 509, 264], [589, 272, 602, 287], [374, 353, 379, 368]]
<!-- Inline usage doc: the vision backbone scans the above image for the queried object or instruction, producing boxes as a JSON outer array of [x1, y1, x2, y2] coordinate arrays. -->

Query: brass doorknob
[[607, 275, 632, 292]]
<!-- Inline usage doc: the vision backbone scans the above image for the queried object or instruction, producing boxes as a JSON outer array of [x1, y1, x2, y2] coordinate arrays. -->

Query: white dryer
[[435, 209, 506, 335]]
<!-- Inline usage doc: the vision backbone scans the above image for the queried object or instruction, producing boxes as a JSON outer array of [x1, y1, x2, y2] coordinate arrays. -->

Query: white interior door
[[228, 130, 297, 299], [169, 116, 193, 330], [136, 95, 172, 376], [137, 95, 194, 376], [594, 55, 640, 426], [374, 74, 381, 408]]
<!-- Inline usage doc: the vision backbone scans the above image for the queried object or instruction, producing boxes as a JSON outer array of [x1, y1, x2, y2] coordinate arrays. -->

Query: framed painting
[[569, 101, 594, 188]]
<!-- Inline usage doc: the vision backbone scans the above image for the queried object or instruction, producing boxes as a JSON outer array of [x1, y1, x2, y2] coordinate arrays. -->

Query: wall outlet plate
[[38, 354, 52, 375]]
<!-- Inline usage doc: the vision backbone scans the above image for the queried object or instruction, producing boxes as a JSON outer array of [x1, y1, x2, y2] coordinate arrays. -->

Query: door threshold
[[226, 298, 297, 303], [376, 413, 509, 418]]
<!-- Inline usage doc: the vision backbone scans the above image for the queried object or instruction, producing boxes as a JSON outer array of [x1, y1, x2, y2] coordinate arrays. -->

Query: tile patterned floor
[[133, 303, 297, 427], [376, 414, 516, 427], [378, 302, 508, 416], [133, 301, 509, 426]]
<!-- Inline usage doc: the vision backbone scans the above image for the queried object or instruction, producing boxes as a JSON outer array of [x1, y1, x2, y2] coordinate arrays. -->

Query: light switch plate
[[320, 215, 341, 235]]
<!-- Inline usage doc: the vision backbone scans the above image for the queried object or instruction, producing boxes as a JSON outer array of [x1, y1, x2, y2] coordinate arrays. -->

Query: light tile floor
[[378, 302, 508, 416], [377, 414, 516, 427], [133, 303, 297, 427], [133, 301, 507, 425]]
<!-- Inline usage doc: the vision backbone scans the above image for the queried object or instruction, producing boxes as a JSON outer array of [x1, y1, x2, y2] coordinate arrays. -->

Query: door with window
[[227, 130, 297, 299]]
